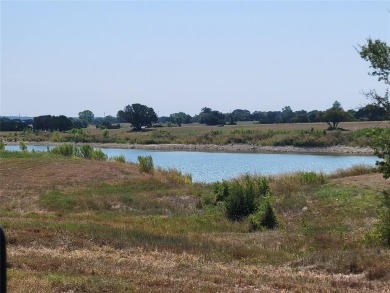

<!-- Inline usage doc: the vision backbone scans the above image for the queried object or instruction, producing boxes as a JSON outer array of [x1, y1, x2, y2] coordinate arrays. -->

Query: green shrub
[[298, 171, 326, 186], [111, 154, 126, 163], [19, 141, 27, 152], [103, 129, 109, 138], [0, 142, 5, 150], [213, 175, 273, 221], [158, 167, 192, 184], [92, 149, 108, 161], [138, 155, 154, 173], [248, 199, 278, 231], [213, 181, 230, 202], [80, 144, 93, 159], [50, 144, 75, 156], [224, 181, 251, 220]]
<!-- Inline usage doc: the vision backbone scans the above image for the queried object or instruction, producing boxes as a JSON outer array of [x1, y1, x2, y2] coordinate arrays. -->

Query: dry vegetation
[[1, 150, 389, 292], [1, 121, 389, 148]]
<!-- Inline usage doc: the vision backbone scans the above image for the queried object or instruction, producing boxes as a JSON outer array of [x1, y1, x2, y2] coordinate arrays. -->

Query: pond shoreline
[[5, 141, 375, 155]]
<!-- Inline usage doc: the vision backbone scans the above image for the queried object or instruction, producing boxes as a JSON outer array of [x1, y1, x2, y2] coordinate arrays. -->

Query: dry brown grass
[[1, 154, 390, 292], [1, 120, 389, 147]]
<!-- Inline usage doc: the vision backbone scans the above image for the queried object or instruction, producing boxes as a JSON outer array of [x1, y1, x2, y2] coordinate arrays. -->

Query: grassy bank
[[1, 121, 389, 148], [1, 149, 389, 292]]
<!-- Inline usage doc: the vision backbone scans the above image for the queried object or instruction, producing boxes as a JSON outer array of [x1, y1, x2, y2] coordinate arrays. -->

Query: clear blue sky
[[1, 1, 389, 117]]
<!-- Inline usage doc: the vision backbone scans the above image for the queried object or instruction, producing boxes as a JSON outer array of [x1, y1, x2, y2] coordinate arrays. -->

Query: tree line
[[0, 97, 387, 133]]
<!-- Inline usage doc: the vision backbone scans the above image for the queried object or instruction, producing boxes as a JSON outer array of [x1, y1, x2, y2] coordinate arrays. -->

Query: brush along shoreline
[[7, 141, 375, 155]]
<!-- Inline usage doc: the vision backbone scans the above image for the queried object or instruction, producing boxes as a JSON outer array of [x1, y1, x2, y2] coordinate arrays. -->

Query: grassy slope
[[1, 151, 390, 292]]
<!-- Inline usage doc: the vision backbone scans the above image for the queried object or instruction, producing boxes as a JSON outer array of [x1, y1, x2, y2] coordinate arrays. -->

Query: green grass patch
[[41, 191, 77, 210]]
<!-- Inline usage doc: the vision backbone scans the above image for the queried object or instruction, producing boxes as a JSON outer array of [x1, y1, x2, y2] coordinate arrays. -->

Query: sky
[[1, 1, 389, 118]]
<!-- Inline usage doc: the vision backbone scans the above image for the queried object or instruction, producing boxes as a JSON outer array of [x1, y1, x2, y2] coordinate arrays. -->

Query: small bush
[[111, 154, 126, 163], [0, 142, 5, 150], [213, 175, 274, 222], [50, 144, 75, 156], [92, 149, 108, 161], [158, 167, 192, 184], [298, 171, 326, 186], [102, 129, 109, 138], [80, 144, 93, 159], [248, 199, 278, 231], [138, 155, 154, 173], [260, 200, 278, 229], [19, 141, 27, 152]]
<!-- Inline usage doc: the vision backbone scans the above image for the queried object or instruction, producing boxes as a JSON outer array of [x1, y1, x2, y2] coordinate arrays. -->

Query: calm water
[[5, 145, 378, 183]]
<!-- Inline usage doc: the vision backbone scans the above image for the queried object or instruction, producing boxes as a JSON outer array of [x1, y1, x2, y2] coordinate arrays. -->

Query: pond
[[4, 145, 378, 183]]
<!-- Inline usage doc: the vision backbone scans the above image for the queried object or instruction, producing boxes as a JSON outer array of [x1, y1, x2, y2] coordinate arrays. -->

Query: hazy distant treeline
[[0, 102, 387, 132]]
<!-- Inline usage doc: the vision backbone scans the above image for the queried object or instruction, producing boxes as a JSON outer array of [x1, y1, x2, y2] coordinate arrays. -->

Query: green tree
[[281, 106, 294, 123], [117, 103, 158, 131], [358, 38, 390, 179], [358, 38, 390, 85], [78, 110, 95, 124], [323, 101, 349, 130], [169, 112, 192, 126], [355, 103, 387, 121], [33, 115, 73, 132], [198, 107, 225, 126], [231, 109, 252, 122]]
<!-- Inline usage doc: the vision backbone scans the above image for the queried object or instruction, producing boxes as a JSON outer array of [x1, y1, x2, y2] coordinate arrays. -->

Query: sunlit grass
[[1, 151, 390, 292], [0, 121, 386, 147]]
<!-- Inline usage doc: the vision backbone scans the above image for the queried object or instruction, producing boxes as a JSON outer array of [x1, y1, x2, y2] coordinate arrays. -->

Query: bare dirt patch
[[0, 157, 143, 210], [332, 173, 389, 191]]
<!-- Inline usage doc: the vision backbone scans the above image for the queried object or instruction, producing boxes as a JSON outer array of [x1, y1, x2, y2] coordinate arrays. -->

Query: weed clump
[[298, 171, 326, 186], [212, 175, 277, 230], [138, 155, 154, 173], [19, 141, 27, 152], [111, 154, 126, 163], [50, 144, 107, 161], [248, 199, 278, 231], [50, 144, 75, 156]]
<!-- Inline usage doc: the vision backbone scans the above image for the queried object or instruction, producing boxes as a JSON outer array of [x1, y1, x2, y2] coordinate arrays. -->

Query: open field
[[1, 150, 389, 292], [1, 121, 389, 149]]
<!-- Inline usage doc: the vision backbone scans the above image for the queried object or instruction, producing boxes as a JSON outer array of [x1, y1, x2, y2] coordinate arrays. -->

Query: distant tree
[[158, 116, 170, 123], [201, 107, 212, 114], [94, 115, 120, 129], [231, 109, 252, 122], [323, 101, 349, 130], [347, 109, 357, 121], [281, 106, 294, 123], [252, 111, 267, 124], [265, 111, 282, 124], [78, 110, 95, 124], [169, 112, 192, 126], [71, 118, 88, 129], [33, 115, 52, 131], [307, 110, 320, 122], [198, 108, 225, 126], [355, 104, 387, 121], [52, 115, 73, 131], [33, 115, 73, 131], [0, 118, 28, 131], [103, 115, 117, 124], [117, 103, 158, 131], [291, 110, 309, 123]]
